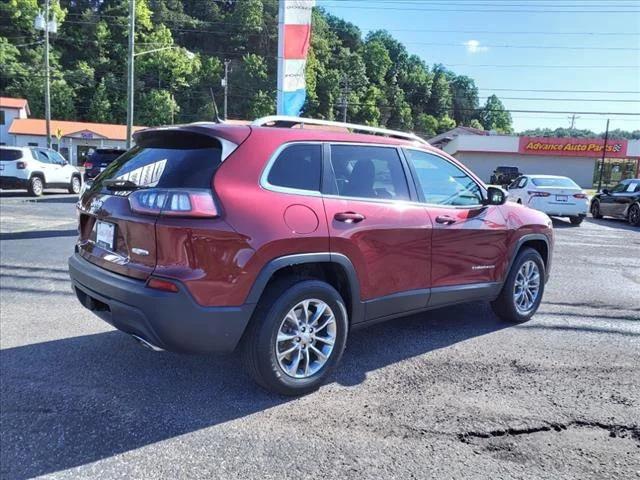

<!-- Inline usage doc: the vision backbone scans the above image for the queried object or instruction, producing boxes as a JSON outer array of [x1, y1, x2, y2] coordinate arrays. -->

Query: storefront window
[[592, 158, 639, 188]]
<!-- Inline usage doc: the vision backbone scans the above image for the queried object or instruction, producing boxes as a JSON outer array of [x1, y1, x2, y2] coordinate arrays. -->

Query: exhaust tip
[[131, 334, 164, 352]]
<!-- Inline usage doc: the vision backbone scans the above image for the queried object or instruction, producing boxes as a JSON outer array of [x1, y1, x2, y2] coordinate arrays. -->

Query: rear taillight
[[146, 277, 179, 293], [129, 188, 219, 218], [528, 191, 550, 197], [16, 161, 27, 169], [573, 193, 588, 199], [84, 162, 93, 169]]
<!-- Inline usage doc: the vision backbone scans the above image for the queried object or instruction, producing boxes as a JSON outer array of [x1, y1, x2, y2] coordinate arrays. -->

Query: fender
[[506, 233, 552, 283], [245, 252, 364, 324]]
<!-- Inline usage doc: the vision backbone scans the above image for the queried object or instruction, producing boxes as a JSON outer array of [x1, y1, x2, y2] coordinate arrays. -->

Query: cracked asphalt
[[1, 191, 639, 479]]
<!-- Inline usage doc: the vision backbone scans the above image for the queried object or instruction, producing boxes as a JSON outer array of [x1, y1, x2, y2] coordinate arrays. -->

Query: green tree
[[362, 40, 392, 85], [437, 115, 456, 134], [450, 75, 479, 125], [426, 67, 452, 119], [87, 79, 112, 123], [469, 119, 484, 130], [415, 114, 439, 137], [137, 89, 178, 125], [481, 95, 513, 132]]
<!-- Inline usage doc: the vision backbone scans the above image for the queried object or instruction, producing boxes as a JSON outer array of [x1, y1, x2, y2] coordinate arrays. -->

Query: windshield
[[531, 177, 579, 188]]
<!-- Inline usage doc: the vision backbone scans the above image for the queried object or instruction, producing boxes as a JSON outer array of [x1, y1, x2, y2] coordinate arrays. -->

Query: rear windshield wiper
[[103, 179, 149, 191]]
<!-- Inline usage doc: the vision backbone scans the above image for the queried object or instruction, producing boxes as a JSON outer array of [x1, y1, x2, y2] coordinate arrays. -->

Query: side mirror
[[483, 186, 507, 206], [602, 188, 610, 195]]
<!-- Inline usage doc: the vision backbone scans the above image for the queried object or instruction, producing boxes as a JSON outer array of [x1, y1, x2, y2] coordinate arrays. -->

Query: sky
[[318, 0, 640, 133]]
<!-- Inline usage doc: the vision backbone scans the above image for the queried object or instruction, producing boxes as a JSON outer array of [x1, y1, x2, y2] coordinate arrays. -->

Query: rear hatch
[[0, 148, 24, 177], [76, 126, 249, 280]]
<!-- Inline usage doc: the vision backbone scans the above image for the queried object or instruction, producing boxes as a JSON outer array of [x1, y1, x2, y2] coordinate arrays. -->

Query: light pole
[[34, 1, 57, 149], [126, 0, 136, 149], [125, 0, 195, 148], [222, 59, 231, 120]]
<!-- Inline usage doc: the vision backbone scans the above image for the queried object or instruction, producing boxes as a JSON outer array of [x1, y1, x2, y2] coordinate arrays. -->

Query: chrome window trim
[[403, 147, 488, 209], [259, 141, 324, 197]]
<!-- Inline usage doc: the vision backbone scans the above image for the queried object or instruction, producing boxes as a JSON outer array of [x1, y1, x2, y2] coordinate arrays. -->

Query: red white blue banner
[[277, 0, 315, 116]]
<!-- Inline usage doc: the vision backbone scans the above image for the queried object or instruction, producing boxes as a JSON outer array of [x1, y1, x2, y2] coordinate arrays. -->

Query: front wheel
[[491, 248, 545, 323], [69, 176, 81, 194], [628, 203, 640, 227], [242, 279, 349, 396]]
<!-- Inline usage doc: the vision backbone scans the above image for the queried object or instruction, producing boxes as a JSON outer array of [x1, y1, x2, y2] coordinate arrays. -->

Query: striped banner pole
[[277, 0, 315, 116]]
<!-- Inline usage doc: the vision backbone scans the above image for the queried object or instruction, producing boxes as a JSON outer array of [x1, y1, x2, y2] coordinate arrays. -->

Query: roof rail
[[252, 115, 430, 146]]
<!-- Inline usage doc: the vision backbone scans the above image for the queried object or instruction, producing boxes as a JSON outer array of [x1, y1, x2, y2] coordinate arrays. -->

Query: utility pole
[[568, 114, 580, 131], [44, 0, 51, 148], [597, 119, 610, 192], [339, 75, 350, 122], [126, 0, 136, 149], [223, 59, 231, 120]]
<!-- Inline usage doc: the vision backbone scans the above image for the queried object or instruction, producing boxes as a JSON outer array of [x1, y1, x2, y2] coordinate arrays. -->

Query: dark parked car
[[69, 117, 554, 395], [83, 148, 126, 180], [490, 166, 521, 186], [591, 178, 640, 227]]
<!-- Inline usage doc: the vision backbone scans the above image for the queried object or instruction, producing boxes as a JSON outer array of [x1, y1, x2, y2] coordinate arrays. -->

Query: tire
[[569, 216, 584, 225], [69, 175, 81, 194], [628, 203, 640, 227], [242, 279, 349, 396], [491, 248, 545, 323], [517, 199, 522, 205], [27, 176, 44, 197], [591, 200, 602, 219]]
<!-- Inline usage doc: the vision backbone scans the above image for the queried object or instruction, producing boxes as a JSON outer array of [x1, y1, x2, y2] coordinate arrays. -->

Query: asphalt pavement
[[0, 190, 638, 479]]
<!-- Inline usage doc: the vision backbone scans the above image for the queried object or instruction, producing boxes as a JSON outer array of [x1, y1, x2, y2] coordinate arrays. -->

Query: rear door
[[403, 148, 509, 293], [76, 131, 230, 280], [322, 143, 432, 321]]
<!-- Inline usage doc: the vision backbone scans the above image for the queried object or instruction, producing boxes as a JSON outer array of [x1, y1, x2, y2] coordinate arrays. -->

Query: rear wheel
[[628, 203, 640, 227], [569, 216, 584, 225], [591, 200, 602, 219], [28, 176, 43, 197], [491, 248, 545, 323], [242, 279, 348, 396], [69, 175, 81, 194]]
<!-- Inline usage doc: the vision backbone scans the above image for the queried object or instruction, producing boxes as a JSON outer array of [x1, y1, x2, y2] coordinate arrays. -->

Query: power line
[[317, 2, 640, 13], [479, 88, 640, 94]]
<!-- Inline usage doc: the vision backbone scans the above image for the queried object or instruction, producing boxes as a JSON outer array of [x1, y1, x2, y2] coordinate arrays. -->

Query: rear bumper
[[68, 253, 254, 353], [0, 176, 29, 189], [529, 198, 588, 217]]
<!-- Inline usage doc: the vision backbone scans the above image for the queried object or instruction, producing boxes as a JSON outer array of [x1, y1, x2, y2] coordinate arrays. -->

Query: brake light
[[146, 277, 179, 293], [573, 193, 588, 199], [84, 162, 93, 169], [528, 191, 550, 197], [16, 161, 27, 169], [129, 188, 219, 218]]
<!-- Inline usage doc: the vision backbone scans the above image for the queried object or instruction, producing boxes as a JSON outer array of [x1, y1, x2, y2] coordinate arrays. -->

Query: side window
[[32, 149, 52, 164], [404, 149, 483, 206], [49, 150, 67, 165], [266, 143, 322, 192], [329, 144, 410, 201], [611, 182, 627, 193]]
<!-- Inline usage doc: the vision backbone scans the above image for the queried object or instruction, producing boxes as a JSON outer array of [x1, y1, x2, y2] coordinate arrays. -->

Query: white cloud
[[464, 40, 489, 54]]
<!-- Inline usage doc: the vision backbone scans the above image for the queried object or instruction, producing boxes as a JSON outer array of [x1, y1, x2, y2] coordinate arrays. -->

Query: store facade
[[438, 133, 639, 189]]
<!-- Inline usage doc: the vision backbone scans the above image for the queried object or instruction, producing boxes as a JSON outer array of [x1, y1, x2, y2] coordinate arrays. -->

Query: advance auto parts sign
[[519, 137, 628, 158]]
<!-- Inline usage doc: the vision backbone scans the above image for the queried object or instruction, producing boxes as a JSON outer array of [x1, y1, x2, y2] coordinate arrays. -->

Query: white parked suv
[[0, 146, 82, 196], [507, 174, 589, 225]]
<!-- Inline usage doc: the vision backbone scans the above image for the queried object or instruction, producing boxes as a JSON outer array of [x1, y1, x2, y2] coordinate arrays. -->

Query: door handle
[[334, 211, 365, 223], [435, 215, 457, 225]]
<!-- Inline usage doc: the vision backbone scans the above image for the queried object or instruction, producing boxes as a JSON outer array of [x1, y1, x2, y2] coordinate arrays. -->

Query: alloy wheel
[[71, 177, 81, 194], [513, 260, 541, 314], [275, 299, 337, 379]]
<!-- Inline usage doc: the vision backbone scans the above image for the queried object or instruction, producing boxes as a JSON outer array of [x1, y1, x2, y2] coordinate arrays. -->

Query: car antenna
[[209, 88, 223, 123]]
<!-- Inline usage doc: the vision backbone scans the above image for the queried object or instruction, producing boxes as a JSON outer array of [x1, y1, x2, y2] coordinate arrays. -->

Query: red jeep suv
[[69, 117, 553, 395]]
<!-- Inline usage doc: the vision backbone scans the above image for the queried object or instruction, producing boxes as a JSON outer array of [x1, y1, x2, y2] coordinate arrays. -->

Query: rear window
[[90, 151, 124, 162], [531, 177, 578, 188], [89, 134, 222, 193], [0, 149, 23, 161]]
